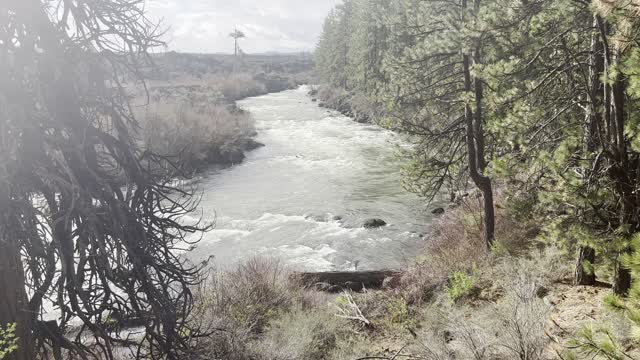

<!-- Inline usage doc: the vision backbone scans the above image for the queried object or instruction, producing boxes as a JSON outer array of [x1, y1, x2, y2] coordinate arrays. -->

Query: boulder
[[363, 218, 387, 228], [431, 207, 445, 215], [311, 98, 318, 102]]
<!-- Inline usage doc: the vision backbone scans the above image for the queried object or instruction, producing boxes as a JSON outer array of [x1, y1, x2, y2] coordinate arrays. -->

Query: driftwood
[[291, 270, 403, 292]]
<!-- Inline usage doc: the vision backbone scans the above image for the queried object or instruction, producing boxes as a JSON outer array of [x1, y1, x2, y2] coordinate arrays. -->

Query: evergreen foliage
[[316, 0, 640, 295]]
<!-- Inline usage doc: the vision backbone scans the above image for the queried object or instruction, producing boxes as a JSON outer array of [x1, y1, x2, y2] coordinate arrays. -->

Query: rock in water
[[304, 213, 328, 222], [363, 218, 387, 228], [431, 207, 445, 215]]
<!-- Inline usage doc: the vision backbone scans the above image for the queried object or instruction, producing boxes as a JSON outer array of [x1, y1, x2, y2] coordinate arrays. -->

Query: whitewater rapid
[[187, 86, 438, 271]]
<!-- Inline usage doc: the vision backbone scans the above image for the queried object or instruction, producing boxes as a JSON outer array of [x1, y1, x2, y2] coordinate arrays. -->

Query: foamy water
[[187, 86, 438, 271]]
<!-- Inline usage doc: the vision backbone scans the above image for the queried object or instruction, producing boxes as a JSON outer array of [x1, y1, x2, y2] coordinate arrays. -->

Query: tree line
[[316, 0, 640, 296]]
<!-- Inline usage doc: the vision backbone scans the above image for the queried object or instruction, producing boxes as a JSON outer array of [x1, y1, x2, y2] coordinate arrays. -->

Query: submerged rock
[[305, 213, 328, 222], [363, 218, 387, 228]]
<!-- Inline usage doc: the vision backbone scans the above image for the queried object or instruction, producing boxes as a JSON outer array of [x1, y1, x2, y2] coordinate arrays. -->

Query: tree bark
[[0, 226, 33, 360], [613, 257, 632, 296], [575, 246, 596, 286], [575, 17, 604, 287], [611, 50, 633, 296]]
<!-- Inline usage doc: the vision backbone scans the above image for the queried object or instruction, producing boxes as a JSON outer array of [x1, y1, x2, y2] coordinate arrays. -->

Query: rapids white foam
[[186, 86, 440, 271]]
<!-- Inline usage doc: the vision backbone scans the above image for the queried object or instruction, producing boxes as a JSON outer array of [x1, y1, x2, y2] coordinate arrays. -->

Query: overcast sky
[[146, 0, 342, 54]]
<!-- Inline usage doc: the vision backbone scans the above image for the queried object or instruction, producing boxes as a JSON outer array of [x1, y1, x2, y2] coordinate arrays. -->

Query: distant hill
[[145, 51, 315, 81]]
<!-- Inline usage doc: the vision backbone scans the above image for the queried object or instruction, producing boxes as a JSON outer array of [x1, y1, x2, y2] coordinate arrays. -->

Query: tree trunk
[[611, 50, 633, 296], [462, 0, 495, 250], [0, 228, 32, 360], [575, 17, 603, 287], [614, 257, 632, 296], [575, 246, 596, 286]]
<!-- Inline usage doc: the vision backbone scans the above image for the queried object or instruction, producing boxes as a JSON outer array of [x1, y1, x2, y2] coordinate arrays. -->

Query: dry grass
[[252, 309, 347, 360], [188, 258, 297, 359], [189, 257, 351, 360], [409, 255, 555, 360], [204, 72, 267, 102], [401, 193, 541, 305], [137, 97, 255, 174], [194, 257, 295, 335]]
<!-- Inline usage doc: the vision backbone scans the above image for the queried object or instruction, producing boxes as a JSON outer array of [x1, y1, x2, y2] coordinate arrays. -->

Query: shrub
[[0, 323, 18, 360], [137, 97, 255, 174], [494, 281, 550, 360], [409, 254, 553, 360], [190, 258, 299, 359], [205, 72, 267, 101], [214, 257, 293, 333], [402, 193, 542, 305], [252, 309, 346, 360], [446, 272, 476, 303], [317, 86, 350, 109], [333, 290, 418, 332]]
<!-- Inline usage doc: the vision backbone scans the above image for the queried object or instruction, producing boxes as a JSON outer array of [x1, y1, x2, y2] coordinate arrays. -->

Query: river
[[187, 86, 438, 271]]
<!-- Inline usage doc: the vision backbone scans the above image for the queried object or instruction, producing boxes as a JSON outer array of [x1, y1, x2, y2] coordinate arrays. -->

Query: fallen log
[[291, 270, 403, 292]]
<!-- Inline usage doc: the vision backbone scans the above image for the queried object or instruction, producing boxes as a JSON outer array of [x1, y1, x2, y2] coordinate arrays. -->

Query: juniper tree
[[1, 1, 209, 359]]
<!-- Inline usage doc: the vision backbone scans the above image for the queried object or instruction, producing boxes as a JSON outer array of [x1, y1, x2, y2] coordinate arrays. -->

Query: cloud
[[146, 0, 342, 53]]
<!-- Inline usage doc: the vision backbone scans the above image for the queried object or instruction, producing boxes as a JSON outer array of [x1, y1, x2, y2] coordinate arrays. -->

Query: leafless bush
[[334, 291, 372, 327], [402, 194, 541, 305], [496, 293, 549, 359], [252, 309, 346, 360], [218, 257, 294, 333], [317, 85, 350, 107], [205, 72, 267, 101], [189, 257, 300, 359], [495, 246, 571, 290], [137, 98, 254, 173], [413, 256, 553, 360], [351, 92, 385, 121], [491, 263, 552, 360]]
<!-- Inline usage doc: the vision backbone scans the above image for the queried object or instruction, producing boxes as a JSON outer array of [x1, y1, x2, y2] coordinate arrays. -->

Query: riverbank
[[190, 193, 640, 360], [309, 85, 385, 124], [136, 77, 310, 175], [136, 52, 314, 175]]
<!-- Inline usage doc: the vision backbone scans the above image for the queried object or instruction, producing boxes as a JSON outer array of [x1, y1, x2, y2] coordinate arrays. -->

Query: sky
[[146, 0, 342, 54]]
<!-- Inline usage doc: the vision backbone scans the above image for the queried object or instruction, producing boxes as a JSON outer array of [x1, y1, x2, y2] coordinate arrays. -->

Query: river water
[[187, 86, 437, 271]]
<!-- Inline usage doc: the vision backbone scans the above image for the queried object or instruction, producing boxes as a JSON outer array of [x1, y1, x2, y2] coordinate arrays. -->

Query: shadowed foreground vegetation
[[185, 194, 633, 360]]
